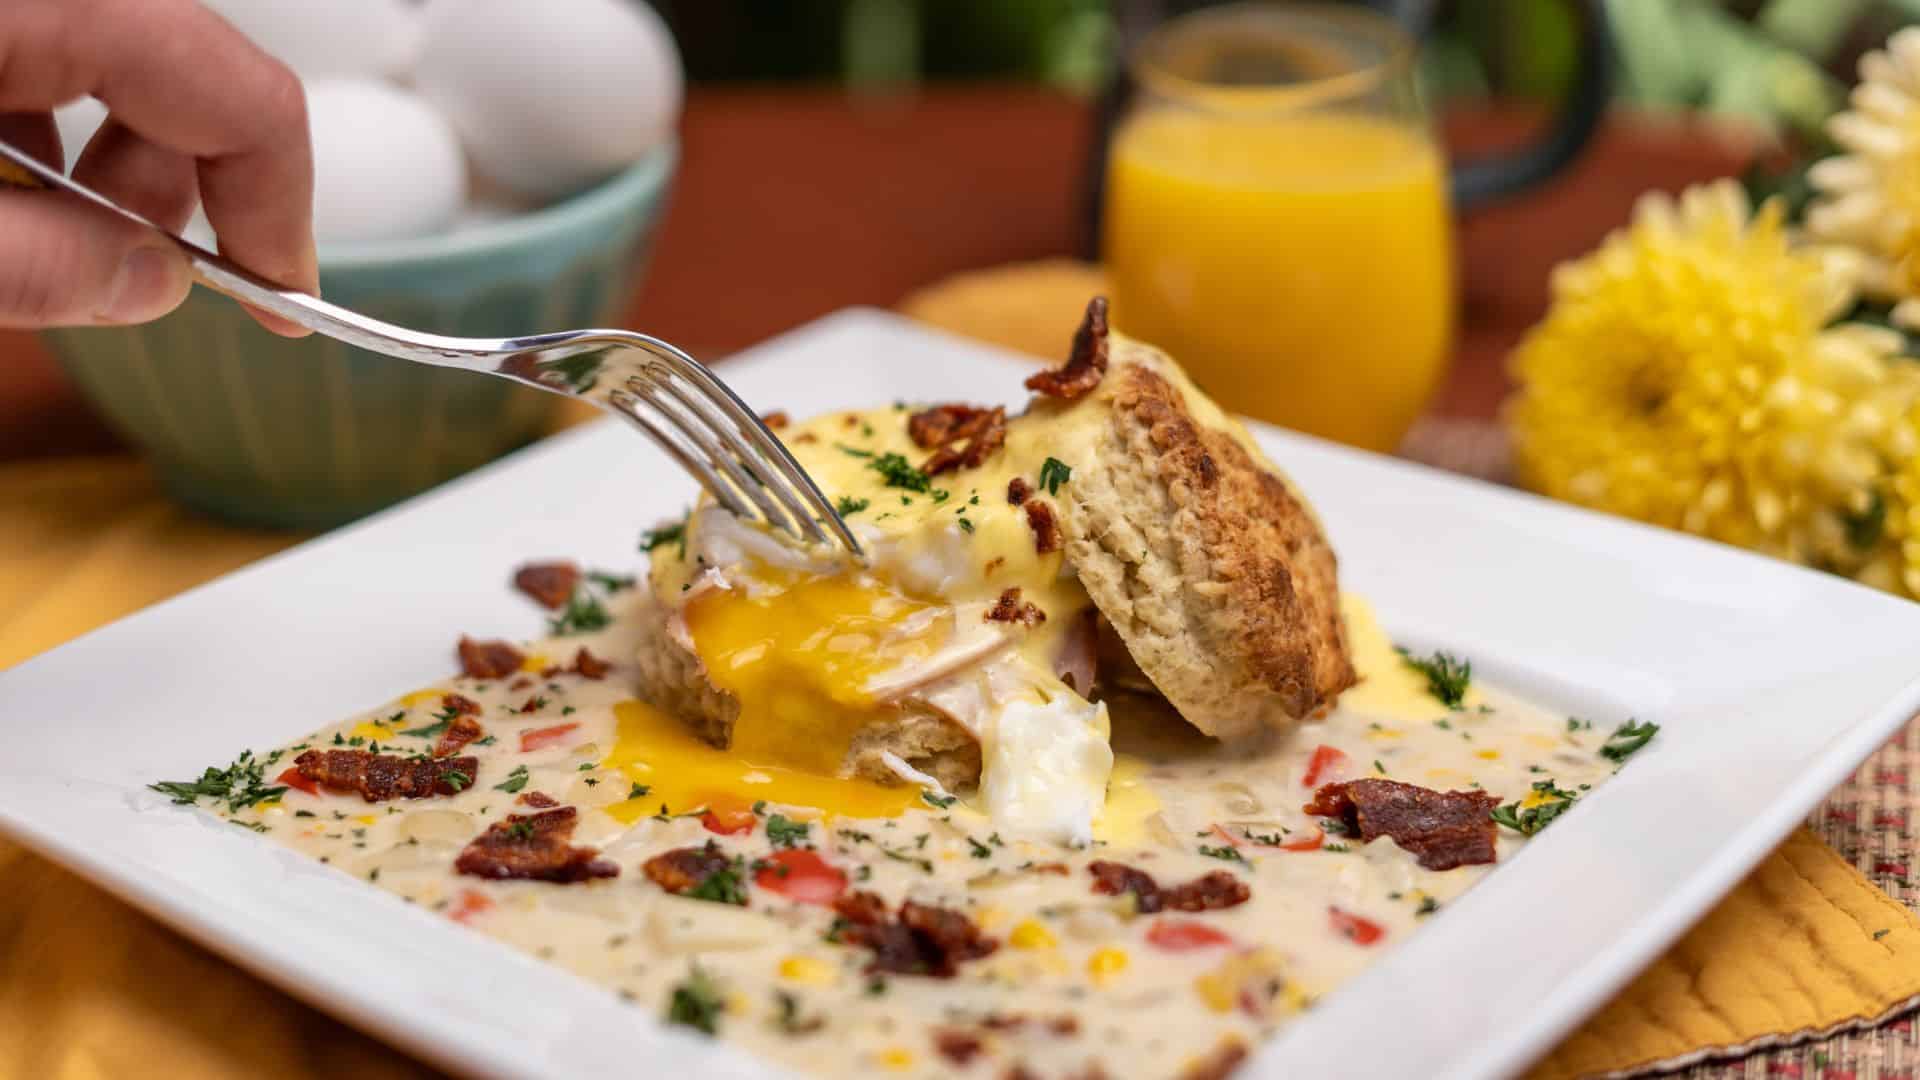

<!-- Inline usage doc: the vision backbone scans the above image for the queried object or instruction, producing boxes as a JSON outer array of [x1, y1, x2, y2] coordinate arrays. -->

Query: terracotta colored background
[[0, 88, 1755, 463]]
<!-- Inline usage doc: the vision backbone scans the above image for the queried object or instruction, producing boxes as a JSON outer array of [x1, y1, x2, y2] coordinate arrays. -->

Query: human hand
[[0, 0, 316, 333]]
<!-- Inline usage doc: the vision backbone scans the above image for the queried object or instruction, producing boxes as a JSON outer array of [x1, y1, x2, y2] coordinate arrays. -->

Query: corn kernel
[[351, 720, 396, 741], [778, 955, 837, 986], [1474, 748, 1501, 760], [521, 654, 550, 673], [399, 689, 442, 707], [878, 1048, 914, 1070], [1193, 970, 1237, 1013], [973, 905, 1006, 931], [1364, 727, 1404, 740], [355, 814, 379, 826], [1009, 919, 1058, 950], [1088, 946, 1129, 984]]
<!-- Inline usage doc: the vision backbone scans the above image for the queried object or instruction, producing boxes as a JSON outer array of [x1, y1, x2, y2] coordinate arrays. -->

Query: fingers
[[0, 0, 318, 334], [72, 120, 198, 233], [0, 189, 192, 328]]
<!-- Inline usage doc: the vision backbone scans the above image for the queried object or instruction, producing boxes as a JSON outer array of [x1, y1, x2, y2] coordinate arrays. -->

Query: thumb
[[0, 190, 192, 329]]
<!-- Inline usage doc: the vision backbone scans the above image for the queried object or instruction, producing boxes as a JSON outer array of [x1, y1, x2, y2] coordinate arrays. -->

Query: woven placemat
[[1405, 414, 1920, 1080]]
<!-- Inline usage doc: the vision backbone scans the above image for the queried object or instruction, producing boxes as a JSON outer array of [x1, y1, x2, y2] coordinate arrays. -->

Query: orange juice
[[1104, 110, 1454, 452]]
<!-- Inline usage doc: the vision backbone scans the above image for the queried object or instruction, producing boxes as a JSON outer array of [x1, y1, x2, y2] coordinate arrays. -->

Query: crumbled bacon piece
[[643, 841, 738, 899], [934, 1029, 986, 1066], [440, 693, 481, 717], [455, 806, 617, 883], [909, 403, 1009, 476], [985, 587, 1046, 627], [830, 891, 998, 977], [457, 636, 524, 680], [761, 410, 789, 429], [294, 749, 478, 802], [1179, 1040, 1249, 1080], [512, 562, 579, 610], [517, 791, 559, 809], [432, 714, 485, 758], [515, 696, 546, 714], [508, 677, 532, 691], [1007, 477, 1032, 505], [1304, 778, 1501, 871], [1025, 297, 1109, 401], [1024, 500, 1061, 554], [1163, 872, 1251, 913], [1087, 860, 1249, 914], [1030, 862, 1070, 876], [569, 646, 610, 680]]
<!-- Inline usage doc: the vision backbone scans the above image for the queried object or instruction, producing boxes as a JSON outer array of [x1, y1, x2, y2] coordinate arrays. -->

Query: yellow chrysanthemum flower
[[1509, 180, 1913, 574], [1806, 28, 1920, 324]]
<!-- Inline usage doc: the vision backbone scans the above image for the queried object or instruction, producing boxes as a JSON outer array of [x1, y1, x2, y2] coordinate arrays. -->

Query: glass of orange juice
[[1104, 3, 1456, 453]]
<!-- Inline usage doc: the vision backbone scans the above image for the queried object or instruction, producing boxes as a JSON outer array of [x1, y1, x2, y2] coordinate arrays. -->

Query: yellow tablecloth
[[6, 282, 1920, 1077]]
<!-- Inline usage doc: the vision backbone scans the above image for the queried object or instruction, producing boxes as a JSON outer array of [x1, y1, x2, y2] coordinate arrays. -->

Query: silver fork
[[0, 140, 862, 557]]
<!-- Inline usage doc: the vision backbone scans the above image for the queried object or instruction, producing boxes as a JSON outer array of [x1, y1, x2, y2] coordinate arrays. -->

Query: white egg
[[414, 0, 682, 200], [306, 79, 466, 243], [199, 0, 421, 80], [53, 98, 108, 171]]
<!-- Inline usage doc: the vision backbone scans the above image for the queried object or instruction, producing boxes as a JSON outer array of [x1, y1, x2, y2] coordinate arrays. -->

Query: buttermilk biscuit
[[1042, 310, 1356, 739]]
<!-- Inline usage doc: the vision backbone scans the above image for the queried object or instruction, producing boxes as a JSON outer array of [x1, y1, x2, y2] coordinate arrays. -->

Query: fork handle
[[0, 137, 496, 364]]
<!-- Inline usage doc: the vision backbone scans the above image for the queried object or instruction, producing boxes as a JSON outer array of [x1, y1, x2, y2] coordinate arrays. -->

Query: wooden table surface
[[0, 87, 1756, 463]]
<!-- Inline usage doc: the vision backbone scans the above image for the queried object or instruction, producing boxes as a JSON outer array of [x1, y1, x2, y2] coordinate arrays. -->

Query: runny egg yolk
[[684, 571, 944, 777], [603, 699, 916, 824]]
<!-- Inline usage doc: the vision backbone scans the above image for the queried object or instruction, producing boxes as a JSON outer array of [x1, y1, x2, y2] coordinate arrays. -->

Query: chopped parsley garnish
[[440, 769, 471, 792], [1490, 780, 1580, 836], [1416, 896, 1440, 915], [834, 495, 870, 517], [1599, 719, 1660, 762], [641, 513, 689, 559], [686, 857, 749, 905], [921, 792, 957, 809], [1198, 844, 1247, 864], [548, 591, 611, 635], [629, 782, 652, 800], [773, 990, 823, 1034], [398, 705, 458, 740], [1038, 457, 1072, 495], [967, 836, 993, 859], [586, 570, 635, 593], [1322, 842, 1352, 853], [666, 964, 725, 1035], [493, 765, 530, 793], [835, 443, 873, 458], [1396, 647, 1472, 708], [1373, 759, 1387, 775], [868, 452, 932, 492], [1567, 717, 1592, 732], [957, 516, 975, 534], [507, 820, 536, 841], [149, 749, 287, 813], [766, 814, 811, 849]]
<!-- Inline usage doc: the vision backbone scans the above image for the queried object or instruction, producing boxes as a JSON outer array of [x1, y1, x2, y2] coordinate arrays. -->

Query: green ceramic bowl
[[42, 141, 677, 530]]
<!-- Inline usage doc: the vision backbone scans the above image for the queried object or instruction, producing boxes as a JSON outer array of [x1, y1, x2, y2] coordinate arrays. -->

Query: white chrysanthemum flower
[[1806, 28, 1920, 329]]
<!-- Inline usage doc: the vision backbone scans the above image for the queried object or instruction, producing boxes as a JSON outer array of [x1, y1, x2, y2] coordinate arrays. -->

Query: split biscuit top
[[633, 299, 1356, 843], [1039, 317, 1356, 739]]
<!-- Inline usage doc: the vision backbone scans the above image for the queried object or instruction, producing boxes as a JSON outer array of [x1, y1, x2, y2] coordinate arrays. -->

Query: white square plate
[[5, 309, 1920, 1080]]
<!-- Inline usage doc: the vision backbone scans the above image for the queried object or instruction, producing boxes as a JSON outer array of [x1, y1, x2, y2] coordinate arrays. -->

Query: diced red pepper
[[449, 889, 494, 925], [1301, 744, 1348, 788], [275, 766, 319, 796], [1329, 906, 1385, 945], [753, 849, 849, 906], [1207, 824, 1242, 848], [699, 795, 759, 836], [518, 722, 580, 752], [1279, 825, 1326, 852], [1145, 919, 1235, 951]]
